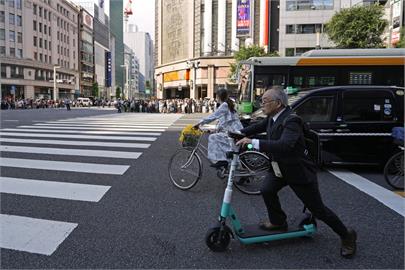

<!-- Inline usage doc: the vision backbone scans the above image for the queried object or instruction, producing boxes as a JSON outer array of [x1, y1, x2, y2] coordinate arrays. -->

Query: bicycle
[[168, 126, 270, 195], [384, 136, 404, 190]]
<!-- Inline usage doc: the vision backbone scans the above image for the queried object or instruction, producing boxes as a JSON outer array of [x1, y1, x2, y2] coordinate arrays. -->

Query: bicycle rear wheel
[[233, 169, 267, 195], [168, 149, 202, 190], [384, 151, 404, 190]]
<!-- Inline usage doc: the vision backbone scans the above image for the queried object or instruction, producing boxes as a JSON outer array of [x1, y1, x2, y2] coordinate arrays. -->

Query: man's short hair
[[268, 86, 288, 107]]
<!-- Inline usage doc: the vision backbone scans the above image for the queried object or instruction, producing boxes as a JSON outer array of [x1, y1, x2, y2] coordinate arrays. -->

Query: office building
[[109, 0, 124, 93]]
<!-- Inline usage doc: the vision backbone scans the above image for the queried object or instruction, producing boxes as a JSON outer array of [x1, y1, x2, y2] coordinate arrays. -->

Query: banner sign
[[105, 51, 112, 87], [236, 0, 251, 37]]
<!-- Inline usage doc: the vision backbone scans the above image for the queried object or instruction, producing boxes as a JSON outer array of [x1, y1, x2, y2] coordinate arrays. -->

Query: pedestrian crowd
[[1, 96, 219, 114]]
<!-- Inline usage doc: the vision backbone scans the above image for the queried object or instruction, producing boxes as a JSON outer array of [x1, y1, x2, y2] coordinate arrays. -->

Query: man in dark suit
[[236, 86, 357, 258]]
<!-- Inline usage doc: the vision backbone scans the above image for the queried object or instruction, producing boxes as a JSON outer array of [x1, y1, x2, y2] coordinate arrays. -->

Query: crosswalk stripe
[[33, 123, 168, 129], [0, 132, 157, 141], [0, 138, 151, 148], [0, 158, 129, 175], [44, 121, 172, 126], [0, 177, 111, 202], [0, 146, 142, 159], [2, 128, 161, 136], [0, 214, 78, 255], [18, 125, 166, 132]]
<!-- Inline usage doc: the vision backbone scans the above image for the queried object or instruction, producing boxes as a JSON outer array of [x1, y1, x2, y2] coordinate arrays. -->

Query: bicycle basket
[[239, 151, 270, 171], [182, 134, 200, 148]]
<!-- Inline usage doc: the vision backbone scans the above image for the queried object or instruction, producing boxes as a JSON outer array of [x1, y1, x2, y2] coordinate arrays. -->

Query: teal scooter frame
[[205, 134, 317, 252]]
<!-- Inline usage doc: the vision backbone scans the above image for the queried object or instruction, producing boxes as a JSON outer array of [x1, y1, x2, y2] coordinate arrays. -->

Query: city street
[[0, 109, 404, 269]]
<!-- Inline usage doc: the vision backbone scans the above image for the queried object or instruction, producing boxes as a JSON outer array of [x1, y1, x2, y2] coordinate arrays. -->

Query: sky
[[127, 0, 155, 40]]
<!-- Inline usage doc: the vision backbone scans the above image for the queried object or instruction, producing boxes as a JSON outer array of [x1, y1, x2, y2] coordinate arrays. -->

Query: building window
[[49, 41, 51, 50], [39, 7, 42, 17], [0, 0, 4, 5], [44, 39, 47, 49], [0, 11, 4, 23], [285, 48, 295, 56], [9, 30, 15, 42], [16, 48, 22, 58], [34, 52, 37, 60], [39, 38, 42, 48], [48, 11, 51, 21], [33, 36, 37, 46], [44, 25, 47, 34], [44, 9, 47, 20], [0, 29, 4, 40], [295, 47, 315, 55], [8, 0, 14, 8], [9, 13, 15, 25], [16, 0, 21, 9], [10, 47, 15, 57], [33, 4, 37, 15], [0, 46, 5, 56], [49, 26, 51, 35], [33, 20, 37, 31], [286, 0, 333, 11], [16, 15, 22, 26], [286, 25, 295, 34], [17, 31, 22, 43], [39, 53, 42, 62], [39, 22, 42, 32], [49, 56, 51, 63], [295, 24, 323, 34]]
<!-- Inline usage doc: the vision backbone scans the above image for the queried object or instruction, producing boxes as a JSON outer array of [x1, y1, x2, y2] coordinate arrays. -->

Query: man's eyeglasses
[[261, 99, 278, 105]]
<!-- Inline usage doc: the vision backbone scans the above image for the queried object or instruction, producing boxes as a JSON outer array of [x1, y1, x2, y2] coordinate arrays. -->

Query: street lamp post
[[120, 64, 129, 99], [53, 65, 61, 101], [187, 60, 200, 99]]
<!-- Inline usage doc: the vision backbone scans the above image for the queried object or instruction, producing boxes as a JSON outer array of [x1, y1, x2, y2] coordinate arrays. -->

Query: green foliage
[[115, 87, 121, 98], [92, 82, 99, 97], [324, 4, 388, 48], [395, 28, 405, 48], [229, 45, 279, 80]]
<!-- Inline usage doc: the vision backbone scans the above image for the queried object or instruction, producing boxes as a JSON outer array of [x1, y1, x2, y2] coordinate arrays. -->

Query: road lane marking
[[0, 214, 77, 255], [328, 169, 405, 217], [0, 177, 110, 202], [0, 138, 150, 148], [17, 125, 166, 132], [0, 132, 157, 141], [0, 146, 142, 159], [0, 158, 129, 175], [33, 123, 167, 129], [2, 128, 161, 136], [45, 122, 172, 126]]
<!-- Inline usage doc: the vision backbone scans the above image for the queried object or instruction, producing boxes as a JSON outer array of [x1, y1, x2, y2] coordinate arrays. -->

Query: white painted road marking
[[18, 125, 166, 132], [0, 177, 110, 202], [0, 158, 129, 175], [0, 214, 78, 255], [33, 123, 169, 129], [2, 128, 161, 136], [328, 169, 405, 217], [0, 138, 151, 148], [0, 145, 142, 159], [0, 132, 157, 141]]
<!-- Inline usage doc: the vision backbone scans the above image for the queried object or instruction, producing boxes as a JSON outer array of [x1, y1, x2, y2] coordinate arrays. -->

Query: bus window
[[349, 72, 372, 85]]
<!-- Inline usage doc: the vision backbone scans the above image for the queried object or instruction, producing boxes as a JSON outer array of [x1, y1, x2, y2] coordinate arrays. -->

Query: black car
[[247, 86, 404, 166]]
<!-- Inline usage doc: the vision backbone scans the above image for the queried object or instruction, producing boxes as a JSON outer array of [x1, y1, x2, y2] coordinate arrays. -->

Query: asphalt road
[[1, 108, 404, 269]]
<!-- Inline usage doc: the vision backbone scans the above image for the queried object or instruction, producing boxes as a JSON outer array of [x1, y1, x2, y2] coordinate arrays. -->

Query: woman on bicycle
[[194, 88, 243, 168]]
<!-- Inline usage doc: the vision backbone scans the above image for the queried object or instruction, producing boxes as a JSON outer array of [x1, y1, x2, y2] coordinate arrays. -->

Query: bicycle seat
[[228, 131, 246, 140]]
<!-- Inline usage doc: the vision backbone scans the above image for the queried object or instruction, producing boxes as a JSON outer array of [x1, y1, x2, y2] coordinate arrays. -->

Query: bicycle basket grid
[[239, 152, 270, 171], [179, 125, 202, 148]]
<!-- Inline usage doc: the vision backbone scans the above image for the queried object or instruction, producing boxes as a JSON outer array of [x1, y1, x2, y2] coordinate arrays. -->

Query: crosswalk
[[0, 113, 182, 256]]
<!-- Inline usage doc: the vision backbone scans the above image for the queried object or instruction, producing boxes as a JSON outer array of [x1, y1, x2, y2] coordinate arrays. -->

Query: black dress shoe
[[210, 161, 228, 169], [259, 221, 288, 231], [341, 229, 357, 258]]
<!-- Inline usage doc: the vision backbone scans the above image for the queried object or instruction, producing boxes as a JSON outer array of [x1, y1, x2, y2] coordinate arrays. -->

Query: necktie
[[270, 118, 274, 128]]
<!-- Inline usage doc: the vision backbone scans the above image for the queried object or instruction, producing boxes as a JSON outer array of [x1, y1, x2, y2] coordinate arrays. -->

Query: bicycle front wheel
[[168, 149, 202, 190], [384, 151, 404, 190]]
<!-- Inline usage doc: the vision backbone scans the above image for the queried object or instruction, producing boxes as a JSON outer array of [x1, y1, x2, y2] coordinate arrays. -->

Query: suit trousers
[[261, 175, 349, 238]]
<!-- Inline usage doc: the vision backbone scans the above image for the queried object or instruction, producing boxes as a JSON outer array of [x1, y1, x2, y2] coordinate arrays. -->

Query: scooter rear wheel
[[205, 227, 231, 252]]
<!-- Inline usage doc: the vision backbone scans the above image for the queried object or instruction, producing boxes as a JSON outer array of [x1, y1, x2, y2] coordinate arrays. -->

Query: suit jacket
[[241, 107, 317, 184]]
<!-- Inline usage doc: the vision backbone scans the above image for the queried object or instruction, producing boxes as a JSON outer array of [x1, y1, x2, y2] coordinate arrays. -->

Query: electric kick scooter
[[205, 132, 317, 252]]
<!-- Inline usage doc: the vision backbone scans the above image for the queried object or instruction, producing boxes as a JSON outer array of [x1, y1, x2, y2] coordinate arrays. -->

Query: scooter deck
[[236, 224, 306, 238]]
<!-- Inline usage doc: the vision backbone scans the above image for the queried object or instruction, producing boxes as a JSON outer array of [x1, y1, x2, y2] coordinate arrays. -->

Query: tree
[[229, 45, 279, 80], [115, 86, 121, 98], [324, 4, 388, 48], [92, 82, 99, 97]]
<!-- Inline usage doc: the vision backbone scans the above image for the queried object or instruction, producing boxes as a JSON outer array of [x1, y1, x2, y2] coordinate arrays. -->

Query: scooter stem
[[220, 153, 239, 218]]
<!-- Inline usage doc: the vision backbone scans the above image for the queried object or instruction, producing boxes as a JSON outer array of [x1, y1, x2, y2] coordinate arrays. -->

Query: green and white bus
[[237, 48, 405, 114]]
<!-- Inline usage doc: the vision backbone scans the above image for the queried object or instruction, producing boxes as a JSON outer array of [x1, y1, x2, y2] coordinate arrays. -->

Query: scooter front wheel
[[205, 227, 231, 252]]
